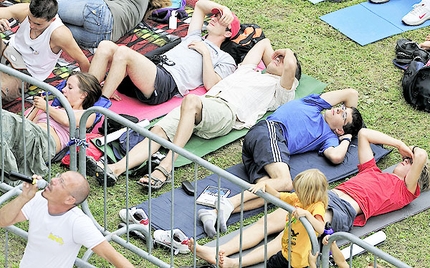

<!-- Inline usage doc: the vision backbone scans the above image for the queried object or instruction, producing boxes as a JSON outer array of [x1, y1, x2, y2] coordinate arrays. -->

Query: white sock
[[216, 197, 234, 233], [198, 209, 217, 238]]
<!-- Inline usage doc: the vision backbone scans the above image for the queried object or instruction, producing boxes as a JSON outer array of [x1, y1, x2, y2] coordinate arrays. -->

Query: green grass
[[2, 0, 430, 267]]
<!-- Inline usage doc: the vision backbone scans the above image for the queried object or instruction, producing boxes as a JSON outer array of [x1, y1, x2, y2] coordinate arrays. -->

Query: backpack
[[221, 24, 266, 64], [394, 38, 430, 65], [149, 0, 188, 24], [401, 57, 430, 112]]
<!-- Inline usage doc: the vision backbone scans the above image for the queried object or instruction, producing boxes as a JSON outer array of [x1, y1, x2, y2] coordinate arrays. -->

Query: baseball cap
[[211, 8, 240, 39]]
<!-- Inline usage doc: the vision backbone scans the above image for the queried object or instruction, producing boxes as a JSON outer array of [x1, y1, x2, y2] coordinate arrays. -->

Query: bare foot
[[218, 250, 239, 268], [188, 238, 217, 264]]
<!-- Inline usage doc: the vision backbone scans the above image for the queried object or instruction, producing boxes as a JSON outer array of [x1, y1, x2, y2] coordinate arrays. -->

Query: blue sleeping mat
[[136, 140, 391, 239], [320, 0, 430, 46]]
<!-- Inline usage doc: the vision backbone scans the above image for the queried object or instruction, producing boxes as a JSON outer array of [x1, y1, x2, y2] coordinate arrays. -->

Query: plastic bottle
[[318, 222, 334, 251], [169, 10, 177, 30]]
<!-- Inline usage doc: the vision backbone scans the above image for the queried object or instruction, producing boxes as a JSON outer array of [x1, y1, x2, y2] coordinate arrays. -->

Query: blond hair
[[418, 160, 430, 191], [293, 169, 328, 209]]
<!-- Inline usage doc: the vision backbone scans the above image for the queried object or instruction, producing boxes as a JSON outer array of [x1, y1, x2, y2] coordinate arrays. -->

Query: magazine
[[196, 185, 231, 208]]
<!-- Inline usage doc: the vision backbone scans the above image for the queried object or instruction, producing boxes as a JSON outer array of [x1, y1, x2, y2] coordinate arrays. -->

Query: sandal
[[86, 156, 117, 187], [137, 165, 172, 190]]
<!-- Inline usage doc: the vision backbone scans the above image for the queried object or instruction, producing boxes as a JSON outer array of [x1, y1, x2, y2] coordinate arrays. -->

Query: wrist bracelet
[[412, 146, 417, 154], [340, 137, 351, 143]]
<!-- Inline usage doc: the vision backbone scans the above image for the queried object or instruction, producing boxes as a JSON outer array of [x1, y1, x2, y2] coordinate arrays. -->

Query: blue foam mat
[[321, 0, 430, 46], [136, 140, 391, 239]]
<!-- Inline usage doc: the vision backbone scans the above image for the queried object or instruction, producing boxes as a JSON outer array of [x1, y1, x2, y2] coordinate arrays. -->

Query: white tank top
[[10, 15, 63, 80]]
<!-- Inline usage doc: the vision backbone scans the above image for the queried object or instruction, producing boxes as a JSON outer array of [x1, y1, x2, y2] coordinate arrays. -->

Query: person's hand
[[398, 141, 413, 159], [188, 40, 209, 56], [111, 92, 122, 101], [419, 41, 430, 50], [249, 181, 267, 193], [20, 175, 40, 201], [217, 7, 234, 28], [292, 207, 309, 218], [322, 235, 330, 245], [339, 133, 352, 140], [308, 249, 319, 268], [33, 96, 48, 112], [0, 18, 11, 33]]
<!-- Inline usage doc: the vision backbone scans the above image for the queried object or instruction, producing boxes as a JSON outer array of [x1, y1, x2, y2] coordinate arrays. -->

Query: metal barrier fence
[[0, 63, 412, 267]]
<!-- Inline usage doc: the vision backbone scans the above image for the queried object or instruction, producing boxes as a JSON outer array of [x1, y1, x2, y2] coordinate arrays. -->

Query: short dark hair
[[29, 0, 58, 21], [69, 71, 102, 109], [343, 107, 364, 137], [293, 52, 302, 81]]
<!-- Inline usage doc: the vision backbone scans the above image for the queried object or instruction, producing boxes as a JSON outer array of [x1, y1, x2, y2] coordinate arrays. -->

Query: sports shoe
[[118, 207, 149, 233], [402, 1, 430, 26], [369, 0, 389, 4], [153, 229, 190, 255]]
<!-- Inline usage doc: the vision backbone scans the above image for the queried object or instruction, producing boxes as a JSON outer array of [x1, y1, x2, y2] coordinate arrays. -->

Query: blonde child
[[249, 168, 328, 268]]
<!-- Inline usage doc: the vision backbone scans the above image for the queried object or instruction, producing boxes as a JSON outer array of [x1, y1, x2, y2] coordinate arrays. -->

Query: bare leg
[[220, 230, 283, 268], [188, 237, 217, 265], [102, 45, 157, 99], [139, 95, 204, 183], [194, 208, 286, 264], [89, 40, 118, 82]]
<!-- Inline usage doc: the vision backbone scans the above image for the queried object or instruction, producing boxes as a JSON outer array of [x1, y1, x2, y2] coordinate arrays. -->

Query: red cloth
[[61, 133, 103, 167], [335, 158, 420, 227]]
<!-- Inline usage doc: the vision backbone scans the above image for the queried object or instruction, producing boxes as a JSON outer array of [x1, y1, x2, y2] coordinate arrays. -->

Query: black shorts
[[328, 190, 357, 232], [267, 250, 290, 268], [242, 120, 291, 183], [116, 65, 179, 105]]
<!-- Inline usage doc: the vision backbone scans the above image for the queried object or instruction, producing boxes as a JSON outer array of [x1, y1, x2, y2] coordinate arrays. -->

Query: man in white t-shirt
[[86, 38, 301, 188], [0, 171, 134, 268], [88, 0, 240, 105], [0, 0, 90, 103]]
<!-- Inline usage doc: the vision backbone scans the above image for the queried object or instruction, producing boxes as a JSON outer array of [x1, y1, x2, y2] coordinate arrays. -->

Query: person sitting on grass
[[88, 0, 239, 104], [188, 128, 429, 267], [0, 171, 134, 267], [86, 38, 301, 188], [198, 87, 363, 238]]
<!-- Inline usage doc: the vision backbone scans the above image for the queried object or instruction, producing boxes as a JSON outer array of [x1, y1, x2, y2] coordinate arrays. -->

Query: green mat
[[92, 74, 326, 168], [175, 74, 326, 167]]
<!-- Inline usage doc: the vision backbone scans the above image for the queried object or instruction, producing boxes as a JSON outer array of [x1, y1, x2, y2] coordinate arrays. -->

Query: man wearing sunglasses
[[0, 171, 134, 267], [88, 0, 240, 105], [199, 88, 364, 237]]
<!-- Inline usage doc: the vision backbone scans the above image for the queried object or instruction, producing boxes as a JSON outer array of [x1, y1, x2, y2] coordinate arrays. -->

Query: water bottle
[[318, 222, 334, 252], [169, 10, 177, 30]]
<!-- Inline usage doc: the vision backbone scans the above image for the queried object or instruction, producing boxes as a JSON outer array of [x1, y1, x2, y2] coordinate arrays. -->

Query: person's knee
[[151, 125, 168, 140], [181, 95, 202, 112], [96, 40, 118, 57]]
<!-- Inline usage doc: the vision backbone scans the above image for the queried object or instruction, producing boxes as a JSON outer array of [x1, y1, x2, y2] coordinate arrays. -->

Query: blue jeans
[[58, 0, 113, 48]]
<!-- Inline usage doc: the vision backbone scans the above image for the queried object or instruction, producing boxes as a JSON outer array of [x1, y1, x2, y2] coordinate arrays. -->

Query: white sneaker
[[118, 207, 149, 232], [153, 229, 190, 255], [402, 1, 430, 26]]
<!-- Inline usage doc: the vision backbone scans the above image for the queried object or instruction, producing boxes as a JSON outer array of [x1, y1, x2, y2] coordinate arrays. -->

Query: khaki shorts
[[156, 96, 236, 141]]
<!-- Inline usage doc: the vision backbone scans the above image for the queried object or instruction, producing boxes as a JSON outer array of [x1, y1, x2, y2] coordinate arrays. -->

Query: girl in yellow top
[[250, 168, 328, 268]]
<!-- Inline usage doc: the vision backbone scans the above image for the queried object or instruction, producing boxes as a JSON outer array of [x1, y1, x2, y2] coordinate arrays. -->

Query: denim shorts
[[58, 0, 113, 48]]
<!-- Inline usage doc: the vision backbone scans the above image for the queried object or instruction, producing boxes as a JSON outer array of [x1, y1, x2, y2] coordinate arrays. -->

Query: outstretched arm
[[50, 26, 90, 72], [92, 240, 134, 268]]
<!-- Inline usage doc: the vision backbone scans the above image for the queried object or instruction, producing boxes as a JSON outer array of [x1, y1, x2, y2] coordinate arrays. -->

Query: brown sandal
[[136, 166, 172, 190]]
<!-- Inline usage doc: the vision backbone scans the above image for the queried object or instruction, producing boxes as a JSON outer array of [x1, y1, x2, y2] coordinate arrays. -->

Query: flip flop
[[86, 156, 117, 187], [137, 165, 172, 190]]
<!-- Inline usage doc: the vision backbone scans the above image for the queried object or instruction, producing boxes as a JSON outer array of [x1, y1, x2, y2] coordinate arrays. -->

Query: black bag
[[221, 24, 265, 64], [394, 38, 430, 65], [98, 114, 139, 134], [402, 58, 430, 112]]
